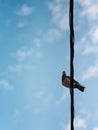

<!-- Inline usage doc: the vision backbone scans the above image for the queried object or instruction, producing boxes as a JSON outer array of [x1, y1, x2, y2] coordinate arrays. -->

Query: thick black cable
[[69, 0, 74, 130]]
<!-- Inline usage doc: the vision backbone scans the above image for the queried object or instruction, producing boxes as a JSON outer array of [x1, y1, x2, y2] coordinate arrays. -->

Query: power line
[[69, 0, 74, 130]]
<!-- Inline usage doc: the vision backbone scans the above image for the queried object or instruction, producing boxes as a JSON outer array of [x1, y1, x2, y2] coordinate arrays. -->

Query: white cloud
[[14, 109, 20, 119], [8, 64, 32, 72], [0, 79, 13, 90], [19, 47, 42, 60], [9, 46, 42, 73], [74, 117, 86, 129], [33, 107, 40, 114], [43, 28, 62, 43], [35, 51, 42, 58], [82, 45, 98, 55], [43, 95, 52, 104], [93, 127, 98, 130], [90, 27, 98, 44], [15, 4, 33, 16], [17, 22, 25, 28], [56, 90, 69, 104], [76, 26, 98, 55], [34, 90, 52, 105], [82, 62, 98, 80], [12, 47, 42, 63], [34, 90, 44, 98], [15, 47, 33, 62], [33, 38, 41, 48], [13, 109, 24, 121], [48, 0, 69, 30], [65, 123, 70, 130], [76, 0, 98, 20], [65, 117, 86, 130]]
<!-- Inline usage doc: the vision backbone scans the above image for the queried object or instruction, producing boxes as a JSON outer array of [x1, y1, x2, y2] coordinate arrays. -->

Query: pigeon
[[62, 71, 85, 92]]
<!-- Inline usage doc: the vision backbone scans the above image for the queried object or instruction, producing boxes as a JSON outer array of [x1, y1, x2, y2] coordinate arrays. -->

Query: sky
[[0, 0, 98, 130]]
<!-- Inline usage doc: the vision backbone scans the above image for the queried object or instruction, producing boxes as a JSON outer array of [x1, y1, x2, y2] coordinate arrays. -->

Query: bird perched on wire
[[62, 71, 85, 92]]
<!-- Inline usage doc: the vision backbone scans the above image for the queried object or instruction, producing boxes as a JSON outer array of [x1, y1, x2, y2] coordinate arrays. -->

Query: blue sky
[[0, 0, 98, 130]]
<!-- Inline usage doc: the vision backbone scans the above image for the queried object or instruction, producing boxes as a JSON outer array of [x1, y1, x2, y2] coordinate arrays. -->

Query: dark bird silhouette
[[62, 71, 85, 92]]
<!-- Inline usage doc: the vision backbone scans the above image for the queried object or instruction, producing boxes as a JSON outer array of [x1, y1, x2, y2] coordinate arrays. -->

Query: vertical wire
[[69, 0, 74, 130]]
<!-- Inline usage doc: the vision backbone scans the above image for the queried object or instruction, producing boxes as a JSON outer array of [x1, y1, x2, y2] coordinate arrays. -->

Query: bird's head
[[62, 71, 66, 76], [62, 71, 66, 81]]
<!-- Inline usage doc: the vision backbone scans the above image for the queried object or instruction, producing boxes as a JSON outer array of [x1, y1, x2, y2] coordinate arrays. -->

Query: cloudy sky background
[[0, 0, 98, 130]]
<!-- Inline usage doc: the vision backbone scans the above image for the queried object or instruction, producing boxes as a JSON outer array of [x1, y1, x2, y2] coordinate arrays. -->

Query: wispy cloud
[[12, 46, 42, 62], [8, 64, 32, 73], [82, 61, 98, 80], [0, 79, 13, 90], [76, 0, 98, 21], [34, 90, 44, 99], [15, 47, 33, 62], [17, 22, 25, 28], [43, 95, 52, 104], [89, 27, 98, 44], [34, 90, 53, 105], [74, 117, 86, 129], [43, 28, 62, 43], [56, 90, 69, 104], [8, 50, 33, 72], [48, 0, 69, 30], [32, 90, 53, 113], [13, 108, 24, 122], [76, 26, 98, 55], [65, 117, 86, 130], [33, 107, 40, 114], [93, 127, 98, 130], [8, 46, 42, 73], [15, 4, 34, 16], [14, 109, 21, 119], [82, 45, 98, 55], [33, 38, 41, 48]]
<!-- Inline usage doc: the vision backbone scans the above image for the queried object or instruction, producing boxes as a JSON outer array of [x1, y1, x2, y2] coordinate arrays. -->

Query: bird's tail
[[77, 85, 85, 92]]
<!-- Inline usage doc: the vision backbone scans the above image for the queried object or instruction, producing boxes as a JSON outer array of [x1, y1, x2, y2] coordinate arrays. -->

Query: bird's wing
[[66, 76, 80, 85], [66, 76, 70, 79], [65, 76, 70, 86]]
